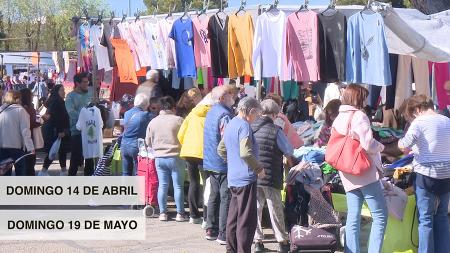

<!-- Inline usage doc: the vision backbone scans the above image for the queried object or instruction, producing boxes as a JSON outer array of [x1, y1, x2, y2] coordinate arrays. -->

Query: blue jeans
[[0, 148, 26, 176], [155, 156, 186, 214], [415, 181, 450, 253], [345, 181, 388, 253], [121, 140, 138, 176]]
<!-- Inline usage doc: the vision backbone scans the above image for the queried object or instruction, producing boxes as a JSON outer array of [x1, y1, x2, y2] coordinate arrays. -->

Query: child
[[315, 99, 341, 147]]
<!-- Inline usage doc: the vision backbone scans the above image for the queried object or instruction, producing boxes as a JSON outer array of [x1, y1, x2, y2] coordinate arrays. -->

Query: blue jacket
[[122, 107, 155, 146], [203, 103, 233, 173]]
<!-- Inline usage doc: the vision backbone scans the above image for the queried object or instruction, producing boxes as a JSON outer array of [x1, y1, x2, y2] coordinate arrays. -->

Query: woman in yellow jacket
[[178, 94, 213, 225]]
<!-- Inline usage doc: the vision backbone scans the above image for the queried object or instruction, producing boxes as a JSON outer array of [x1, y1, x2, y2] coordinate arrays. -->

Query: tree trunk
[[410, 0, 450, 14], [34, 20, 42, 51]]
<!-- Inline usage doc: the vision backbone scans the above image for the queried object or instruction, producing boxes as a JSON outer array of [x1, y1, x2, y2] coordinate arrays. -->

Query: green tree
[[144, 0, 228, 15]]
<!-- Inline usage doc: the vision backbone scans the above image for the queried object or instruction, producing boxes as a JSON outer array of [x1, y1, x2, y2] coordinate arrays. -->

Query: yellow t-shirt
[[228, 13, 255, 79]]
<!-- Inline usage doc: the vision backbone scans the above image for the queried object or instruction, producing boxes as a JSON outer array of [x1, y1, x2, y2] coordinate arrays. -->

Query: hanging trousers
[[394, 55, 430, 109]]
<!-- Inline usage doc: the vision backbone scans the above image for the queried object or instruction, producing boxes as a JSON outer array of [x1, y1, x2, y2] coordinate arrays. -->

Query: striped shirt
[[399, 114, 450, 179]]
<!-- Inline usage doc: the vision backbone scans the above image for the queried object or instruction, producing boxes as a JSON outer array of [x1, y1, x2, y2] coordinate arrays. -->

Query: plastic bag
[[203, 177, 211, 206], [49, 138, 61, 161]]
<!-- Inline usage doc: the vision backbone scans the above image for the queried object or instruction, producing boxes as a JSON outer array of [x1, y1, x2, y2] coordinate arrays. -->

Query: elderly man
[[203, 85, 236, 244], [217, 97, 264, 253], [136, 69, 162, 99], [251, 99, 293, 253]]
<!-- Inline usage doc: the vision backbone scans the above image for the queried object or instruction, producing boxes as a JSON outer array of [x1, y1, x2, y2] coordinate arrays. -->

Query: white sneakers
[[159, 213, 168, 222], [201, 220, 208, 230], [38, 168, 68, 176], [189, 217, 203, 224], [176, 213, 189, 222]]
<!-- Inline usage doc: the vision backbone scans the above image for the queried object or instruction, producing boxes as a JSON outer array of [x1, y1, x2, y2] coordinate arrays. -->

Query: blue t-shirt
[[224, 117, 258, 188], [169, 19, 197, 78]]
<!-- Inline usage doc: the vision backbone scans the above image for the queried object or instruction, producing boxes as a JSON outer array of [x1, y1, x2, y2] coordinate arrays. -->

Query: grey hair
[[211, 85, 228, 103], [237, 97, 262, 116], [134, 93, 150, 109], [261, 99, 280, 115], [146, 69, 159, 82]]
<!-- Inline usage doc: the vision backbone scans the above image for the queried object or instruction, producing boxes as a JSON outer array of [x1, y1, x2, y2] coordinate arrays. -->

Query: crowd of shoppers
[[1, 70, 449, 253]]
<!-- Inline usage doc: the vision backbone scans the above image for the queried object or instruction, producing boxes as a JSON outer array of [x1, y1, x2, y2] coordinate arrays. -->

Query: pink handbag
[[325, 112, 371, 176]]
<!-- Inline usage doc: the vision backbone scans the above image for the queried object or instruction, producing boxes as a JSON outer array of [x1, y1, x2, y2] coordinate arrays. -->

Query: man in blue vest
[[203, 85, 236, 244]]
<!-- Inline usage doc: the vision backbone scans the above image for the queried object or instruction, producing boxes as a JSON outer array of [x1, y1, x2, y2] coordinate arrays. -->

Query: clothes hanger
[[166, 4, 176, 20], [296, 0, 309, 14], [321, 0, 337, 15], [266, 0, 280, 13], [109, 11, 115, 25], [121, 11, 127, 23], [180, 1, 192, 20], [134, 9, 141, 22], [96, 10, 104, 25], [235, 0, 247, 16], [361, 0, 376, 14], [215, 0, 227, 19], [197, 0, 209, 18]]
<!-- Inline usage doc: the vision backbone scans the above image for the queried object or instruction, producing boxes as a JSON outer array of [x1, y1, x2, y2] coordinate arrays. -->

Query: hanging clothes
[[90, 24, 113, 71], [394, 55, 430, 109], [79, 22, 93, 72], [318, 11, 347, 82], [368, 54, 399, 109], [169, 18, 197, 78], [253, 11, 286, 80], [430, 62, 450, 110], [76, 106, 104, 159], [282, 80, 299, 101], [284, 10, 320, 82], [100, 22, 120, 67], [159, 18, 177, 69], [117, 22, 141, 71], [129, 21, 153, 68], [208, 14, 229, 78], [144, 20, 168, 70], [228, 13, 255, 79], [192, 16, 212, 68], [346, 12, 391, 86], [110, 39, 138, 84]]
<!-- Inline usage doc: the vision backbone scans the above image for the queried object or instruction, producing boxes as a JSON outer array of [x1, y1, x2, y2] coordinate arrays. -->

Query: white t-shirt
[[145, 21, 168, 70], [252, 11, 287, 80], [76, 106, 104, 159], [90, 24, 113, 71]]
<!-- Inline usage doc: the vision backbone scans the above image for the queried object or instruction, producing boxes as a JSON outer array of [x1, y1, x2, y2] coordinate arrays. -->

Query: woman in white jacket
[[332, 84, 387, 253], [0, 91, 35, 176]]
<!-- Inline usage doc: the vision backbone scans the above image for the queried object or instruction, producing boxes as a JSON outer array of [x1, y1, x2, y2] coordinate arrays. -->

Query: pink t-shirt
[[192, 16, 211, 68], [284, 11, 320, 82]]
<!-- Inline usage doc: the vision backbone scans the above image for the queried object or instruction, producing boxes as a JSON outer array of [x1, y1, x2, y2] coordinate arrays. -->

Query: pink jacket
[[275, 113, 303, 149], [332, 105, 384, 192]]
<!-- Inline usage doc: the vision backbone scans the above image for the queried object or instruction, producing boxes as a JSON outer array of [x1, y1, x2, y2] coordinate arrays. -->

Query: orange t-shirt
[[111, 39, 138, 84]]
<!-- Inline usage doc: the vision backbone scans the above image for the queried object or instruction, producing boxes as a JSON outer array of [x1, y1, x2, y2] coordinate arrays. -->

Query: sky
[[107, 0, 332, 15], [107, 0, 147, 16]]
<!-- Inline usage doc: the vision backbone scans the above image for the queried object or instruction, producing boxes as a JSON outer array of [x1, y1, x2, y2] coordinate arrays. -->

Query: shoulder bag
[[325, 111, 371, 176]]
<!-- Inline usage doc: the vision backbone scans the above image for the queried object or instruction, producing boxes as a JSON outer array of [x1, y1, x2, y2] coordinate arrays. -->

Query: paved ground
[[0, 150, 305, 253]]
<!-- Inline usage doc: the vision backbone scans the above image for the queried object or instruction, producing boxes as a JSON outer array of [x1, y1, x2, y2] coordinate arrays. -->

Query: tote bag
[[32, 127, 44, 150], [325, 112, 371, 176]]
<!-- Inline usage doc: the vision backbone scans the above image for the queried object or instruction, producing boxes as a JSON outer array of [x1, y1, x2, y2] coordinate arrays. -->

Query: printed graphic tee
[[284, 11, 320, 82], [145, 21, 168, 70], [192, 16, 211, 68], [169, 18, 197, 78], [76, 106, 104, 159]]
